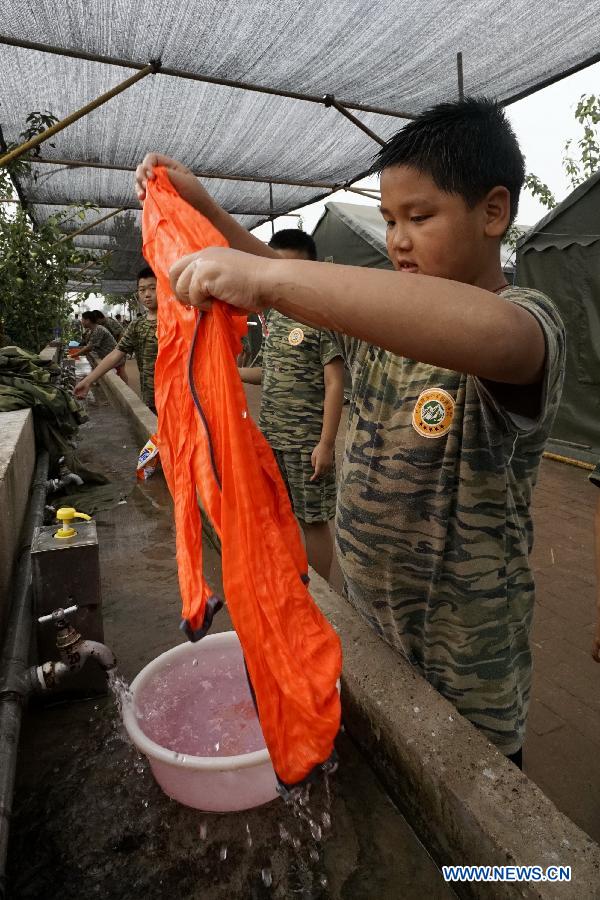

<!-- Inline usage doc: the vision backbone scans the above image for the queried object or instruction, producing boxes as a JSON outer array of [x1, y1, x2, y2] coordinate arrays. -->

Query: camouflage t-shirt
[[89, 324, 117, 360], [331, 286, 565, 755], [102, 316, 123, 340], [259, 310, 343, 450], [118, 316, 158, 410]]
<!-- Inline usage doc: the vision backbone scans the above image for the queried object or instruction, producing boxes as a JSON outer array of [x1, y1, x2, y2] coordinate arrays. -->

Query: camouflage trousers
[[273, 448, 337, 524]]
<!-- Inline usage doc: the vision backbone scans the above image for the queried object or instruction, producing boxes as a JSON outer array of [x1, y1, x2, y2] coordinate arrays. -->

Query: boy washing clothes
[[74, 267, 159, 413], [238, 229, 344, 581], [136, 98, 565, 767]]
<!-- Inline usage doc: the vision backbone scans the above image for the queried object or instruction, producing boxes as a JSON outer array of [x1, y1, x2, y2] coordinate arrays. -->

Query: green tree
[[0, 113, 104, 351]]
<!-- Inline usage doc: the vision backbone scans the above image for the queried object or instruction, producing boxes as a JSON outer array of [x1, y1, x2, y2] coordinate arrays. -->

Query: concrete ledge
[[89, 360, 600, 896], [38, 344, 61, 364], [0, 410, 35, 631], [308, 570, 600, 899]]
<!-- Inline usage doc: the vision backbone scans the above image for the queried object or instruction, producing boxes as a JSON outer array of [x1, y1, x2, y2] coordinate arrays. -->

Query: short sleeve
[[321, 330, 367, 370], [319, 330, 344, 367], [475, 287, 566, 436], [118, 321, 136, 356]]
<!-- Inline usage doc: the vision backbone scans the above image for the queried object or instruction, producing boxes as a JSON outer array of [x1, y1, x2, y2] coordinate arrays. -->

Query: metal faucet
[[28, 605, 117, 693]]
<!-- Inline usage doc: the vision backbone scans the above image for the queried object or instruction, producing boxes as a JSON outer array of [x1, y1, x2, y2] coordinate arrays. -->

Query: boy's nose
[[388, 228, 412, 252]]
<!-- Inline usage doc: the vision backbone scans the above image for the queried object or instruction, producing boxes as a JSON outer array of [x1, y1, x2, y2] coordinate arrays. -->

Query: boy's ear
[[483, 186, 511, 238]]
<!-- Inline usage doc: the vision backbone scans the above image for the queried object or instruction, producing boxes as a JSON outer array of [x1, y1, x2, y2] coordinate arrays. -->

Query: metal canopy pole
[[53, 207, 126, 245], [0, 34, 415, 121], [457, 52, 464, 101], [323, 94, 386, 146], [346, 186, 381, 200], [0, 62, 159, 168], [31, 155, 341, 191], [269, 183, 275, 236], [0, 199, 321, 217]]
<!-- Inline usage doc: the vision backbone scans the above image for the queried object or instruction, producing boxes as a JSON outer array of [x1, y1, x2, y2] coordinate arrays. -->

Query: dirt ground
[[6, 389, 452, 900]]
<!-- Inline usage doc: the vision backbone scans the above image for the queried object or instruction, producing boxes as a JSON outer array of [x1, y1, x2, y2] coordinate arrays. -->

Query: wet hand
[[73, 379, 90, 399], [310, 442, 334, 481], [135, 153, 193, 203], [169, 248, 269, 314]]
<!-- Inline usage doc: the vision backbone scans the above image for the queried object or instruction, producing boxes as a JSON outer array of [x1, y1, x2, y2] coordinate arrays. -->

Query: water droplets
[[219, 844, 228, 861], [192, 658, 198, 666], [261, 868, 272, 887], [245, 823, 253, 848], [199, 821, 208, 840], [321, 812, 331, 830]]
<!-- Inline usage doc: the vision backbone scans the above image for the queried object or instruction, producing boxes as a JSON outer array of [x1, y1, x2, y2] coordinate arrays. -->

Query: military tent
[[517, 171, 600, 459]]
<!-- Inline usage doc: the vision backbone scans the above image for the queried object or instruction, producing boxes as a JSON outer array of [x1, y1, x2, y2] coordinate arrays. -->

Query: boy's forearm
[[238, 366, 263, 385], [167, 171, 278, 259], [85, 349, 126, 382], [262, 261, 545, 386], [320, 360, 344, 446]]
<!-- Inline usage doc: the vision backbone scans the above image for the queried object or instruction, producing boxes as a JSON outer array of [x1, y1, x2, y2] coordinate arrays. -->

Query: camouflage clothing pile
[[118, 316, 158, 410], [0, 345, 106, 483], [330, 286, 565, 755]]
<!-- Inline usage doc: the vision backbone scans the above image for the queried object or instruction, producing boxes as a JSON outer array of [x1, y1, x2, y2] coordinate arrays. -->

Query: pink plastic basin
[[123, 631, 279, 812]]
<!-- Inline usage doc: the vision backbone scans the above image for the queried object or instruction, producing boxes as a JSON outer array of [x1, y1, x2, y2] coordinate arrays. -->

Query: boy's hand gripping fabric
[[142, 168, 342, 787]]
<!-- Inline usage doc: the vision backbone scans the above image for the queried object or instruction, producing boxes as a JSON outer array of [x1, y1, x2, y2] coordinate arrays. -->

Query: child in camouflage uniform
[[74, 267, 159, 412], [75, 312, 117, 361], [239, 230, 344, 580], [136, 100, 566, 767]]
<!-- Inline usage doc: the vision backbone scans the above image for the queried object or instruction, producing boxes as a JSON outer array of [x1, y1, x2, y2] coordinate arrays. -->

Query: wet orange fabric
[[142, 168, 342, 786]]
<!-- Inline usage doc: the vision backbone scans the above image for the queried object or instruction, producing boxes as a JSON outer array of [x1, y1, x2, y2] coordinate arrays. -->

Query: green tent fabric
[[516, 172, 600, 458], [312, 201, 394, 269]]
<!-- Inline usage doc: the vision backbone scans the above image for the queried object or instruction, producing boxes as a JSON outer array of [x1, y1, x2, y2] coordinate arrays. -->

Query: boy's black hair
[[81, 310, 97, 323], [138, 265, 156, 281], [92, 309, 106, 319], [268, 229, 317, 261], [371, 97, 525, 226]]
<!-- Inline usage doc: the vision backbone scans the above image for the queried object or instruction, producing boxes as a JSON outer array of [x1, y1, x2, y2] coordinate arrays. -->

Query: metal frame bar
[[4, 32, 599, 118], [346, 186, 381, 200], [323, 94, 386, 146], [0, 34, 415, 121], [30, 155, 342, 191], [0, 64, 158, 168], [457, 52, 464, 101]]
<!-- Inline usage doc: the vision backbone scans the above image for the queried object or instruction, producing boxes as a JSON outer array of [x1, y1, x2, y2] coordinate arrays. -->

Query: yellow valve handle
[[54, 506, 92, 540]]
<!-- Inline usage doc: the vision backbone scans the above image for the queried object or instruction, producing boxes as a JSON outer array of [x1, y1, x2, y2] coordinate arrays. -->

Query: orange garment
[[142, 168, 342, 787]]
